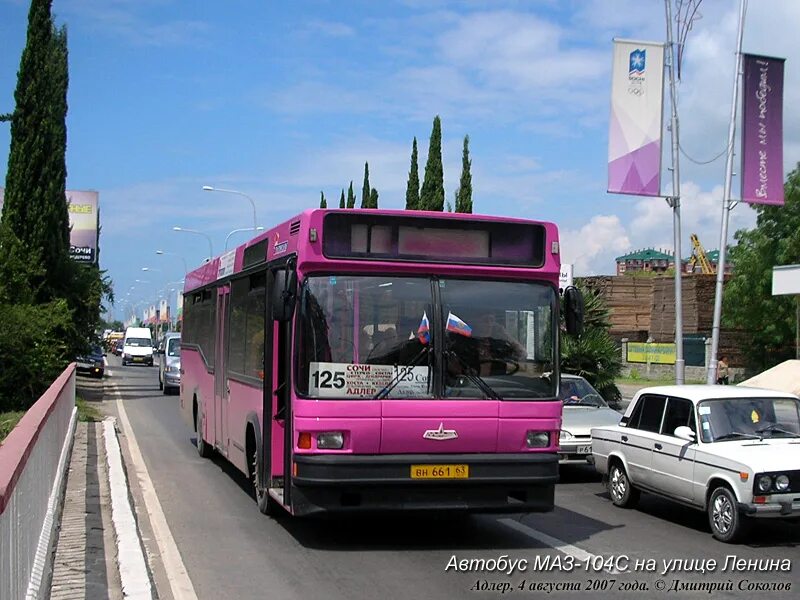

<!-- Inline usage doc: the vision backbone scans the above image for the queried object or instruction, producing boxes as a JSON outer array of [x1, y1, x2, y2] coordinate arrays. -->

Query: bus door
[[214, 284, 231, 453]]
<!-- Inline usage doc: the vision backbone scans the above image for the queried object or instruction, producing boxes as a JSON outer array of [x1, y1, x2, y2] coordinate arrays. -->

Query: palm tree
[[560, 284, 622, 405]]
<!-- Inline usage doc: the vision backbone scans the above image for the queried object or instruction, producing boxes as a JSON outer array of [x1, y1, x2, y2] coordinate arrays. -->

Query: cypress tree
[[346, 181, 356, 208], [370, 188, 379, 209], [320, 190, 327, 208], [339, 189, 345, 208], [420, 116, 444, 211], [405, 137, 420, 210], [361, 162, 370, 208], [455, 135, 473, 213], [2, 1, 71, 300]]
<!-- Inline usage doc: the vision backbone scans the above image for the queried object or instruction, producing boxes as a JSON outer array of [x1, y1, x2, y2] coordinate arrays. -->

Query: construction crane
[[688, 233, 715, 274]]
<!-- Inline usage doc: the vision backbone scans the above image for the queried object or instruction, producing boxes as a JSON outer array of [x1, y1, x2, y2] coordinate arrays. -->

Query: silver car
[[559, 375, 621, 464], [158, 333, 181, 395]]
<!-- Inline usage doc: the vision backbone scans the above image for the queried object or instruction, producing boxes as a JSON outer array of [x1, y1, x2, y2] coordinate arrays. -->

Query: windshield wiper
[[755, 424, 800, 438], [373, 346, 431, 400], [713, 431, 762, 442], [445, 349, 502, 400]]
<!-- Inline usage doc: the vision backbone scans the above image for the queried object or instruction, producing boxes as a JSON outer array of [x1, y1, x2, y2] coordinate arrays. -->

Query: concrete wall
[[0, 364, 77, 600], [619, 339, 746, 383]]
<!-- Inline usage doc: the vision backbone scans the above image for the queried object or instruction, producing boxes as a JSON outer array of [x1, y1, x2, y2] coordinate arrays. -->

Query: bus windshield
[[297, 275, 556, 400]]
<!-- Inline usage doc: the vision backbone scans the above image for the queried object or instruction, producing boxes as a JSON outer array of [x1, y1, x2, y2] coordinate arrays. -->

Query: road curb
[[103, 417, 153, 599]]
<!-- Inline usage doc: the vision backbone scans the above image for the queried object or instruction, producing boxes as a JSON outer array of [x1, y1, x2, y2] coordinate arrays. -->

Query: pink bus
[[180, 209, 583, 516]]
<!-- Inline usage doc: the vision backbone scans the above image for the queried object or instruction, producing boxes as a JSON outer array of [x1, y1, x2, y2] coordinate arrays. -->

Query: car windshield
[[126, 338, 151, 347], [167, 338, 181, 357], [297, 275, 556, 400], [559, 377, 608, 407], [698, 397, 800, 442]]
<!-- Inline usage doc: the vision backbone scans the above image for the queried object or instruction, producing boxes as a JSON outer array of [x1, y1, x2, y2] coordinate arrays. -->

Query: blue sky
[[1, 0, 799, 322]]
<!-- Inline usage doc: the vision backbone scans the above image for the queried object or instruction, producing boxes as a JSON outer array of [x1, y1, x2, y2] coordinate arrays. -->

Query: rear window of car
[[627, 394, 667, 432]]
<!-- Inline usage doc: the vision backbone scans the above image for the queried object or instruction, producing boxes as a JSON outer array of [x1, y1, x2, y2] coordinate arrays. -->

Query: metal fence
[[0, 364, 77, 600]]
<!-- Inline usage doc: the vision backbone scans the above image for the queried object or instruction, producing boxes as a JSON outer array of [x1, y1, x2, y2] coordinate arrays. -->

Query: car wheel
[[195, 409, 213, 458], [608, 462, 640, 508], [708, 486, 749, 543]]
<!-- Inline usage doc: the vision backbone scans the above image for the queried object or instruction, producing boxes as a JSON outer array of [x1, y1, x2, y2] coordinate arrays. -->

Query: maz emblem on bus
[[423, 423, 458, 441]]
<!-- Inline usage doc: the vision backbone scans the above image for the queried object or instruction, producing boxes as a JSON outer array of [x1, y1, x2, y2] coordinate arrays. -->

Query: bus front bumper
[[290, 453, 558, 516]]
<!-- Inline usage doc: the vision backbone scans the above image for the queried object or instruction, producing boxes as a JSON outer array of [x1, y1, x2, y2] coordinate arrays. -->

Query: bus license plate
[[410, 464, 469, 479]]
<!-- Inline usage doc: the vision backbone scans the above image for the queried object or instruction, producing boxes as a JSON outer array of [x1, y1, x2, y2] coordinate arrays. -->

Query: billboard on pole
[[608, 40, 665, 197], [741, 54, 785, 206], [0, 188, 99, 263]]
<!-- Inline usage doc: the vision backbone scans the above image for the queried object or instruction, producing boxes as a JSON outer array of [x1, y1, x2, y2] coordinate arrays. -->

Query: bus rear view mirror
[[564, 285, 584, 336], [272, 266, 297, 322]]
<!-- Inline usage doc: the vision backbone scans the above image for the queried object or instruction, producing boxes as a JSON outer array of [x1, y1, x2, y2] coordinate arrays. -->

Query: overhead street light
[[225, 226, 265, 250], [203, 185, 258, 231], [155, 250, 188, 274], [173, 226, 213, 260]]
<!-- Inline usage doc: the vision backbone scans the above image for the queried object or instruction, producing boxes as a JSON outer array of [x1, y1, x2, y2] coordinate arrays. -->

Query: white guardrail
[[0, 364, 77, 600]]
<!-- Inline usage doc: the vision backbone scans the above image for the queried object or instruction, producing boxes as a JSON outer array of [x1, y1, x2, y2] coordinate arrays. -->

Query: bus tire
[[248, 433, 279, 516], [195, 405, 213, 458]]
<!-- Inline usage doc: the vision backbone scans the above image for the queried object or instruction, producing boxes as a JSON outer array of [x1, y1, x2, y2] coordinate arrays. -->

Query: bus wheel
[[195, 407, 213, 458], [249, 443, 279, 516]]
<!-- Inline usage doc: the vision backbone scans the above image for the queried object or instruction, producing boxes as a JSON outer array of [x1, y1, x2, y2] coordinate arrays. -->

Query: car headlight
[[526, 431, 550, 448], [559, 430, 573, 441], [757, 474, 773, 493], [775, 474, 790, 492]]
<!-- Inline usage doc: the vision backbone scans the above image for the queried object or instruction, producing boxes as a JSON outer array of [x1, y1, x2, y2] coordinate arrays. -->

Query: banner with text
[[741, 54, 785, 206], [608, 40, 664, 197], [626, 342, 676, 365]]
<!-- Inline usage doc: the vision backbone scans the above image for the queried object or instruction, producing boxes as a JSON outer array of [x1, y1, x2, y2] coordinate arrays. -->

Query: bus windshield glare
[[298, 275, 556, 400]]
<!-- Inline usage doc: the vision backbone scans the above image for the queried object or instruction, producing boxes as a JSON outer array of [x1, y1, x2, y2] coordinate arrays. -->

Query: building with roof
[[615, 248, 676, 275]]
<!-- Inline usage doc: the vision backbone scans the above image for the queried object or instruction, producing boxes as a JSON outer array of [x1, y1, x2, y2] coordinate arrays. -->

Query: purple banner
[[741, 54, 785, 205]]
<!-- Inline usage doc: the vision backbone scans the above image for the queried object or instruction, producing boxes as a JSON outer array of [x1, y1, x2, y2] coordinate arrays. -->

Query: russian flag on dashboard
[[446, 312, 472, 337], [417, 311, 430, 344]]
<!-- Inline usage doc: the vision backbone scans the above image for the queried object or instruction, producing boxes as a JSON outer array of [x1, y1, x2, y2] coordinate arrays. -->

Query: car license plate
[[410, 464, 469, 479], [133, 357, 143, 362], [78, 362, 92, 369], [576, 445, 592, 454]]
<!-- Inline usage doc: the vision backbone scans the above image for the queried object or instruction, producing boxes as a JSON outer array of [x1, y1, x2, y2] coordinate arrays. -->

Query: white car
[[591, 385, 800, 543], [559, 375, 621, 464]]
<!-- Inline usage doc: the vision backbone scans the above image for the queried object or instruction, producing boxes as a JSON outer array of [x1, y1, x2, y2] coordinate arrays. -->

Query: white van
[[122, 327, 154, 366]]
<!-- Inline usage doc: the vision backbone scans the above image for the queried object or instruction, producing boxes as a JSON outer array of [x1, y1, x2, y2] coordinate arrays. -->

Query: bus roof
[[184, 208, 561, 293]]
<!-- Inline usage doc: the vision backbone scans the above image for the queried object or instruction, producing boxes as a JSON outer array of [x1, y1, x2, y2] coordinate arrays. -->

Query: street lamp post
[[155, 249, 188, 274], [173, 226, 213, 260], [225, 226, 265, 250], [203, 185, 258, 231]]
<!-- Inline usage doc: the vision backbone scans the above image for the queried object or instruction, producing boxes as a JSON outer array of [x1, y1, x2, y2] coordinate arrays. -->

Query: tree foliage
[[369, 188, 378, 209], [405, 137, 420, 210], [560, 283, 622, 404], [346, 181, 356, 208], [455, 135, 473, 213], [361, 162, 370, 208], [419, 116, 444, 211], [319, 190, 327, 208], [722, 164, 800, 371], [339, 189, 345, 209]]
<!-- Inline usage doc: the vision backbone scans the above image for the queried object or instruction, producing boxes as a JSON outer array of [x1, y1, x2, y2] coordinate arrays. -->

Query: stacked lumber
[[581, 276, 653, 338], [649, 275, 719, 341]]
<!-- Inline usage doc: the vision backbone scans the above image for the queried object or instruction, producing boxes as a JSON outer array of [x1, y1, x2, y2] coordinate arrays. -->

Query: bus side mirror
[[564, 286, 584, 336], [272, 266, 297, 322]]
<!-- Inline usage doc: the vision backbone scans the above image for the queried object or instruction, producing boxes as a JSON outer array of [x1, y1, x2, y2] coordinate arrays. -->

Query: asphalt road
[[93, 356, 800, 600]]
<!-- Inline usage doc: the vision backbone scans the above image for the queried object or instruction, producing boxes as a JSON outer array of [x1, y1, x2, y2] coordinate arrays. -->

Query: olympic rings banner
[[608, 39, 665, 197]]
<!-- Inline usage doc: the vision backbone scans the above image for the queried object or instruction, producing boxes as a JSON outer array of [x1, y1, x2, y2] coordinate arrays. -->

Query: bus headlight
[[526, 431, 550, 448], [317, 432, 344, 450], [775, 474, 790, 492], [757, 474, 773, 493]]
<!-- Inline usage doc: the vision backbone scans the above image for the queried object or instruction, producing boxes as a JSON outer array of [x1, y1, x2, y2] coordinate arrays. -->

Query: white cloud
[[560, 214, 631, 275]]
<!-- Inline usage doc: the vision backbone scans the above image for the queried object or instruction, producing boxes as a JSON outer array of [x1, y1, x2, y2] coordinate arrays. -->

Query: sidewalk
[[49, 421, 123, 600]]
